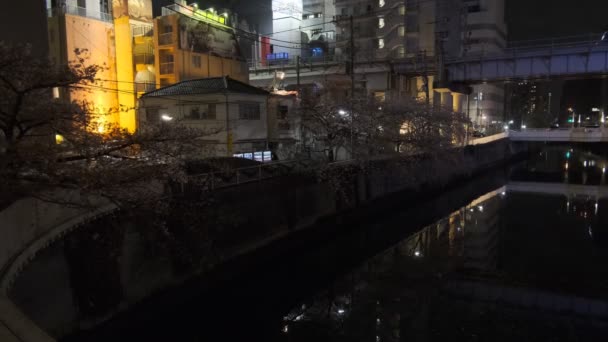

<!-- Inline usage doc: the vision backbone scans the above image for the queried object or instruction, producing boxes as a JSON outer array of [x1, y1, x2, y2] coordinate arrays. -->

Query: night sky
[[506, 0, 608, 40], [153, 0, 608, 41]]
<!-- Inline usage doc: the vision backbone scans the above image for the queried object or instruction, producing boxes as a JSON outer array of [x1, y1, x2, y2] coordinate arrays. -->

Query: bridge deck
[[509, 128, 608, 142]]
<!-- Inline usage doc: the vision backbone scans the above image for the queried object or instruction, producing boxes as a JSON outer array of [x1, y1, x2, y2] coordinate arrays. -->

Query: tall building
[[45, 0, 155, 132], [301, 0, 336, 58], [460, 0, 508, 131], [46, 0, 121, 131], [248, 0, 507, 125], [271, 0, 303, 57], [154, 1, 249, 87]]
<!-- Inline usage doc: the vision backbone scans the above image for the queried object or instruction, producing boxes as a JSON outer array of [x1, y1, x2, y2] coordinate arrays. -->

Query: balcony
[[47, 5, 112, 23], [158, 32, 174, 46], [159, 62, 174, 75]]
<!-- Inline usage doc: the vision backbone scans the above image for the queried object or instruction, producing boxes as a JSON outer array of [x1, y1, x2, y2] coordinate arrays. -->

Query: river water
[[277, 143, 608, 342], [21, 143, 608, 341]]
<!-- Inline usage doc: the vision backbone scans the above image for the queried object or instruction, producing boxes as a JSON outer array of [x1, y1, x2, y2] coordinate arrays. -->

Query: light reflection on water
[[282, 145, 608, 341]]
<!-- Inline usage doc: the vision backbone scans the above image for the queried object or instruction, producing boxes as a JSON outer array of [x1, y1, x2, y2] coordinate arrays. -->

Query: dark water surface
[[31, 144, 608, 341]]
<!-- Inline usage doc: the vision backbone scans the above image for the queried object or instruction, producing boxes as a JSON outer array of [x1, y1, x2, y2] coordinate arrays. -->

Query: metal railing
[[248, 54, 344, 71], [186, 159, 313, 191], [47, 5, 112, 23], [135, 82, 156, 93], [450, 32, 606, 61], [507, 32, 603, 50]]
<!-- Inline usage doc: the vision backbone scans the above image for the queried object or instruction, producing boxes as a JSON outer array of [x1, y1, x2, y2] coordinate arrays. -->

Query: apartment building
[[45, 0, 155, 132], [154, 2, 249, 88], [301, 0, 336, 57]]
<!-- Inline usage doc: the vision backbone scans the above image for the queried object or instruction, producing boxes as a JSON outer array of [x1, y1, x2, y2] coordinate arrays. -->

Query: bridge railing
[[446, 32, 606, 63], [506, 32, 603, 50]]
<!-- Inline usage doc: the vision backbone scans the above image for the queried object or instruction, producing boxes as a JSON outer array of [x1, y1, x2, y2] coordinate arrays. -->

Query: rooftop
[[141, 76, 269, 98]]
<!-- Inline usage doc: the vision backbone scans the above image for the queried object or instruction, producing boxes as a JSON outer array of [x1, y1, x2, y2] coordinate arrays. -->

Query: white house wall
[[139, 93, 269, 156]]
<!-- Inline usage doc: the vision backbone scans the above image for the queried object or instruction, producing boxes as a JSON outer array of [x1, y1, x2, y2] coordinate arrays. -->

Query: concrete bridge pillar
[[452, 92, 465, 113], [433, 89, 452, 110]]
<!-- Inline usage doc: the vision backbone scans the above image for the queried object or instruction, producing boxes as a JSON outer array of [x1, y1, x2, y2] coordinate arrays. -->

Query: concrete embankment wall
[[6, 138, 522, 339]]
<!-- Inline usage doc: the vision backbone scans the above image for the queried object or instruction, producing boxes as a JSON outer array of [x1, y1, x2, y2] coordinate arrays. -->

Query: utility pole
[[349, 15, 355, 99], [422, 50, 430, 106], [349, 14, 355, 156], [296, 55, 301, 95]]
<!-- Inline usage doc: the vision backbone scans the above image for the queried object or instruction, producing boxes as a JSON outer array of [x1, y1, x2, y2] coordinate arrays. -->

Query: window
[[234, 151, 272, 162], [312, 28, 322, 36], [186, 104, 217, 120], [378, 17, 385, 29], [278, 105, 289, 119], [468, 5, 481, 13], [52, 87, 60, 99], [239, 103, 260, 120], [315, 13, 323, 18], [399, 26, 405, 36], [146, 108, 160, 123], [378, 38, 385, 49], [379, 0, 386, 7], [192, 55, 201, 68], [341, 8, 348, 15], [399, 4, 405, 15], [397, 46, 405, 58]]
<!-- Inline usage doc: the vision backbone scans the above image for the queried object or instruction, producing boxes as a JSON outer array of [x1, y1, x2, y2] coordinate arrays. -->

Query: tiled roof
[[141, 76, 268, 97]]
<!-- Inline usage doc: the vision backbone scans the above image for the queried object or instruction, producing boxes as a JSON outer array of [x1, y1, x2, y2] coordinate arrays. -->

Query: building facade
[[268, 92, 301, 159], [154, 2, 249, 88], [249, 0, 507, 129], [139, 76, 270, 157], [45, 0, 155, 133]]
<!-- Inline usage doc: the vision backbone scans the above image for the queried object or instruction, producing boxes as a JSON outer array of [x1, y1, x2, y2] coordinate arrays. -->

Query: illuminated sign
[[267, 52, 289, 60], [193, 9, 226, 25]]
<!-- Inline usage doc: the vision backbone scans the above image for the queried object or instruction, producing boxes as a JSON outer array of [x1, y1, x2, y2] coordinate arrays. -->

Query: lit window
[[397, 46, 405, 58], [398, 26, 405, 36], [399, 5, 405, 15], [400, 122, 411, 135], [378, 17, 385, 28], [378, 38, 384, 49], [52, 87, 60, 99], [55, 134, 65, 144], [379, 0, 385, 7]]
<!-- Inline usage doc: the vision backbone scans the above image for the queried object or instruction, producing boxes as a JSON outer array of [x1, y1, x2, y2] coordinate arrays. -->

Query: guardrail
[[509, 127, 608, 142], [47, 6, 112, 23], [186, 159, 314, 190]]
